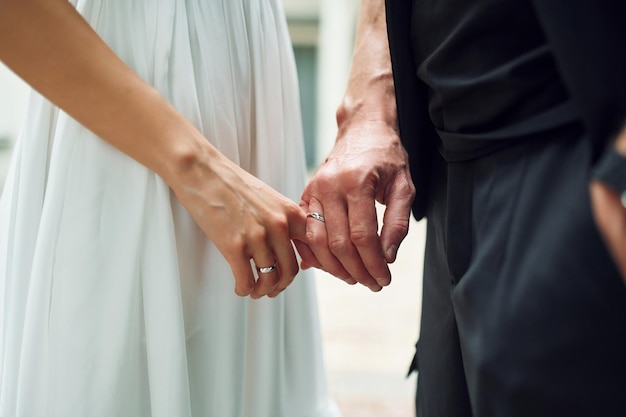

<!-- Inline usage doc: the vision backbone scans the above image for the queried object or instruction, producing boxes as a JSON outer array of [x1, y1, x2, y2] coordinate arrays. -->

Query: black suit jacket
[[386, 0, 626, 220]]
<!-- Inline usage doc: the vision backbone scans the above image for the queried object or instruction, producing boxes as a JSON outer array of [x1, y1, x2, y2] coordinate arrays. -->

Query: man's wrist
[[336, 90, 397, 133]]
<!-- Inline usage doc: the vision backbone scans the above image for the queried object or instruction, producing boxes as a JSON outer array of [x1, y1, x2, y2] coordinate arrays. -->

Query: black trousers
[[413, 124, 626, 416]]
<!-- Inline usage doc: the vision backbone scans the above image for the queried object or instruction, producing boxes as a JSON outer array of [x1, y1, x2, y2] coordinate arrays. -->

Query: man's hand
[[295, 0, 415, 291], [297, 119, 415, 291]]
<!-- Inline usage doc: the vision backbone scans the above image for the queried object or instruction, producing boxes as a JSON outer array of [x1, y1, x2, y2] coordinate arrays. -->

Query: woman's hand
[[0, 1, 309, 298], [170, 149, 309, 298]]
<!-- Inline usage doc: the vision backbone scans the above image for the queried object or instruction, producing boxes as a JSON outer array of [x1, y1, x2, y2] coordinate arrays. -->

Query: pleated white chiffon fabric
[[0, 1, 340, 416]]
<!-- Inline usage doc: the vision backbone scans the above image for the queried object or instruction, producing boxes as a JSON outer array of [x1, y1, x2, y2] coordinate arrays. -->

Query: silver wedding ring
[[307, 212, 325, 223], [257, 263, 277, 274]]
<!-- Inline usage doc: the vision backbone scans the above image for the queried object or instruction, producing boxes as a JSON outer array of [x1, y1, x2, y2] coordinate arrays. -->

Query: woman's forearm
[[0, 0, 217, 187]]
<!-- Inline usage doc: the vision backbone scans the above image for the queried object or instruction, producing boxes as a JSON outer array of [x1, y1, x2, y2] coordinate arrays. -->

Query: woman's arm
[[0, 0, 204, 182], [0, 0, 307, 298]]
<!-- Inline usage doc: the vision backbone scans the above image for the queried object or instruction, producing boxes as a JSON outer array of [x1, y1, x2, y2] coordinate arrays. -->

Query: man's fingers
[[289, 206, 323, 269], [304, 197, 358, 285], [380, 176, 415, 263], [292, 239, 322, 269], [347, 195, 390, 287], [324, 199, 382, 291]]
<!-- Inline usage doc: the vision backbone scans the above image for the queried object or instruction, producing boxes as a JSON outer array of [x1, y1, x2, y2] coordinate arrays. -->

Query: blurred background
[[0, 1, 424, 415]]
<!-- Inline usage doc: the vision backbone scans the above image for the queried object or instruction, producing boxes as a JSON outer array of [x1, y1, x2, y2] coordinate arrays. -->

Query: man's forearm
[[337, 0, 397, 133]]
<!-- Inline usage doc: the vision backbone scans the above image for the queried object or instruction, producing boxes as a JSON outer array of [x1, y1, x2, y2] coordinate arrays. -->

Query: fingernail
[[385, 245, 398, 263]]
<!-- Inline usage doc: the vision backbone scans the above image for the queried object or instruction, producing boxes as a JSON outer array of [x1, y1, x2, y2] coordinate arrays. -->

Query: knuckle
[[350, 228, 377, 247], [328, 237, 351, 256], [315, 172, 337, 191], [408, 179, 417, 196], [399, 223, 410, 238], [388, 219, 410, 238], [399, 176, 416, 196], [227, 237, 247, 255], [248, 226, 267, 244], [286, 203, 301, 218], [405, 184, 417, 201], [269, 215, 289, 234], [306, 229, 327, 248]]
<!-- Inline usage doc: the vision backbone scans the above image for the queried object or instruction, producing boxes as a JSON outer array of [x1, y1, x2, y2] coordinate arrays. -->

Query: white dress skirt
[[0, 1, 340, 416]]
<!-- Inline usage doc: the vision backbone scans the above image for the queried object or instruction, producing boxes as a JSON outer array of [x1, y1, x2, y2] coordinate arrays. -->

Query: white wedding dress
[[0, 1, 340, 416]]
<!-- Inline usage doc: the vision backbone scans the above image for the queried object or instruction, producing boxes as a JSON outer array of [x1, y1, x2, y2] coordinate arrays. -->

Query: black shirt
[[410, 0, 579, 160]]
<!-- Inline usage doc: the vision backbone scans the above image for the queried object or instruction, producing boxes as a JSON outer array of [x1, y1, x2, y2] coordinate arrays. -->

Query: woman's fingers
[[175, 156, 308, 298], [231, 254, 258, 297], [228, 205, 305, 299], [265, 244, 298, 298], [249, 239, 280, 298], [256, 225, 301, 298]]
